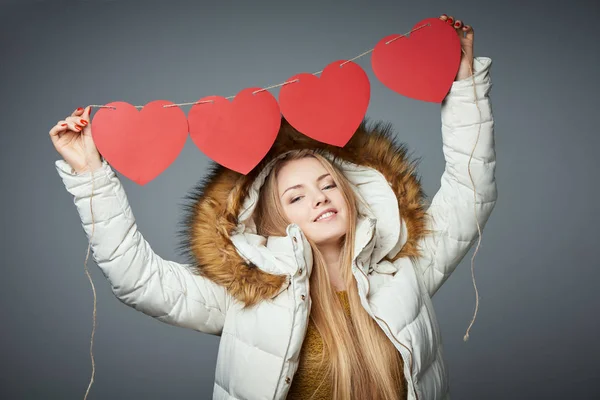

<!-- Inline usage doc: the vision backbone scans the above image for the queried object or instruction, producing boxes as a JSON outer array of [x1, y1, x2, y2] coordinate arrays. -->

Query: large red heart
[[91, 100, 188, 185], [187, 87, 281, 175], [371, 17, 462, 103], [279, 60, 370, 147]]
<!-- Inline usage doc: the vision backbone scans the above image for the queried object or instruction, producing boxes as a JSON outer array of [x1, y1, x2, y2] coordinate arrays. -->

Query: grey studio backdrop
[[1, 0, 598, 399]]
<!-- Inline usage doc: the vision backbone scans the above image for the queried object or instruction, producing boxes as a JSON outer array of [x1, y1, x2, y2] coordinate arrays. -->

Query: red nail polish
[[447, 18, 454, 24], [455, 22, 461, 27], [60, 123, 67, 127], [76, 107, 83, 112]]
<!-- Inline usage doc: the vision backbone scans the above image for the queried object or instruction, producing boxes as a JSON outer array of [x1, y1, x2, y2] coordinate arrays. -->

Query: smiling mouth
[[314, 211, 337, 222]]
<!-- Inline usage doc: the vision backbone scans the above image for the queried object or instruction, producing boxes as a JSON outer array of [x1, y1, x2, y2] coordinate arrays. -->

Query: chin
[[304, 212, 348, 245], [315, 235, 346, 247], [309, 226, 347, 246]]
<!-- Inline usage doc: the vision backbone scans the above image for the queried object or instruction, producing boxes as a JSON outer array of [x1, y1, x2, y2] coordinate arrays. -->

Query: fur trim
[[176, 117, 430, 307]]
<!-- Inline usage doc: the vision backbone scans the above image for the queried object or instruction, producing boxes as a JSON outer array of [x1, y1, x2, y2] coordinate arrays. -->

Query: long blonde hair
[[254, 149, 405, 400]]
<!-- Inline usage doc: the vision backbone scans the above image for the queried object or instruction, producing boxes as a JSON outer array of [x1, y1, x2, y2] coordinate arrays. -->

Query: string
[[87, 22, 430, 110], [82, 134, 97, 400], [462, 51, 482, 342], [77, 22, 484, 398]]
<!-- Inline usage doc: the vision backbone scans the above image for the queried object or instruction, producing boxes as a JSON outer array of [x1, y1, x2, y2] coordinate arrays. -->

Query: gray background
[[1, 0, 598, 398]]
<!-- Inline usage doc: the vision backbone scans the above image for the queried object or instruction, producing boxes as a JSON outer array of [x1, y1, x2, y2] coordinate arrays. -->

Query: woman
[[49, 14, 496, 400]]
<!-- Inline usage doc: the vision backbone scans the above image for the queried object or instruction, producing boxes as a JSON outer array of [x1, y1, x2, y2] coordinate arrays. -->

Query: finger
[[49, 121, 68, 143], [81, 106, 93, 133], [49, 121, 68, 136], [70, 107, 85, 117], [439, 14, 448, 21], [462, 24, 474, 39], [446, 15, 455, 25], [82, 105, 92, 123], [453, 19, 465, 38], [63, 118, 83, 133], [66, 115, 88, 130]]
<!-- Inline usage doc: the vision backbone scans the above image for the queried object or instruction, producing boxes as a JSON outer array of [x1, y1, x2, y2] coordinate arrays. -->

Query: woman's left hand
[[439, 14, 474, 81]]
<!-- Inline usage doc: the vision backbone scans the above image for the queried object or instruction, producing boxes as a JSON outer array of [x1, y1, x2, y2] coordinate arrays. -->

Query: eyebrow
[[281, 173, 331, 197]]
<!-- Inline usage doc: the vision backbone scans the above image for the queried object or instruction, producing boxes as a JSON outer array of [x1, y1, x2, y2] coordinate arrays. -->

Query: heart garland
[[279, 60, 370, 147], [90, 19, 460, 182], [371, 17, 462, 103], [91, 100, 188, 185], [188, 88, 281, 175]]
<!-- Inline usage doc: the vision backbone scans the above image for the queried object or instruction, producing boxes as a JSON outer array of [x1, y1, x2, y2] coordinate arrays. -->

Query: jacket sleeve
[[55, 158, 229, 335], [413, 56, 498, 298]]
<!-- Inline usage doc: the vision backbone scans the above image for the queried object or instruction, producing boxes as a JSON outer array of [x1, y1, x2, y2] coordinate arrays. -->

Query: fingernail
[[88, 106, 92, 114], [454, 22, 461, 27], [74, 126, 81, 131], [76, 107, 83, 112], [60, 123, 67, 127], [441, 14, 447, 17], [447, 18, 454, 24], [80, 119, 88, 125]]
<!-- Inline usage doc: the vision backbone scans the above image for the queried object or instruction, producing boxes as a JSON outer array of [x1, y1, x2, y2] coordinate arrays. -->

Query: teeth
[[316, 211, 335, 221]]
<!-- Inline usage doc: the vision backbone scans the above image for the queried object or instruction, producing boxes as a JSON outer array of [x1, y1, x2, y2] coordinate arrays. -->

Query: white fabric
[[55, 56, 496, 400]]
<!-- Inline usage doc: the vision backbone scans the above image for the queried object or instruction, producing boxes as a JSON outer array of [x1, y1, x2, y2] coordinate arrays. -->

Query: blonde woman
[[49, 14, 495, 400]]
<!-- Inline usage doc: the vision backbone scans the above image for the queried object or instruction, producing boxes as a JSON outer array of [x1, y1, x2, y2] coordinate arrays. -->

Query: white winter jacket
[[56, 56, 496, 400]]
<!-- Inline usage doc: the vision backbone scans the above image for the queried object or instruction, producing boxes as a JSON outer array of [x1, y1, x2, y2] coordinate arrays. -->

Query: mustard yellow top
[[287, 291, 407, 399]]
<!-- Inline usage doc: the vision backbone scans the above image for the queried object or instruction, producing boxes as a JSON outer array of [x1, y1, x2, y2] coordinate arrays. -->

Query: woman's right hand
[[49, 106, 103, 174]]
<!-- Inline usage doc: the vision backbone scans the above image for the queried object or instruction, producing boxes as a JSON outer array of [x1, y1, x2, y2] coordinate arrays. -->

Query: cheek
[[332, 193, 347, 213], [283, 204, 309, 226]]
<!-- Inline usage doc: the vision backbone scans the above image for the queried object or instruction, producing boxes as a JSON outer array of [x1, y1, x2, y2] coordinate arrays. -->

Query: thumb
[[82, 105, 93, 133]]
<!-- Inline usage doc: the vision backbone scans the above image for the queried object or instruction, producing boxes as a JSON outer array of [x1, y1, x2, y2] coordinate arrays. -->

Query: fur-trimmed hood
[[176, 117, 430, 307]]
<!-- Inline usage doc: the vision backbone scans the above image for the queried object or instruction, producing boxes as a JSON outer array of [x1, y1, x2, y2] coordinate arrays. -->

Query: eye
[[323, 183, 336, 190], [290, 196, 303, 204]]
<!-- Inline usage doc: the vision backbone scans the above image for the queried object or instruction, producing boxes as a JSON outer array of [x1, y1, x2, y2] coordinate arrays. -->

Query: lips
[[313, 208, 338, 222]]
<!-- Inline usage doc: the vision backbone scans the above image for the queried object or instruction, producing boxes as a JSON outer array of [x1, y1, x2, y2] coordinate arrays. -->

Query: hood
[[176, 117, 429, 307]]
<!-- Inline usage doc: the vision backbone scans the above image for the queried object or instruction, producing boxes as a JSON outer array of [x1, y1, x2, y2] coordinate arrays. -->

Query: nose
[[313, 191, 329, 208]]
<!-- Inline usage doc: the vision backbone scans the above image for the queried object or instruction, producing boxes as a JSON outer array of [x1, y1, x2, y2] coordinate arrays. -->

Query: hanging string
[[87, 22, 430, 110], [462, 52, 483, 342], [78, 21, 484, 399], [82, 134, 97, 400]]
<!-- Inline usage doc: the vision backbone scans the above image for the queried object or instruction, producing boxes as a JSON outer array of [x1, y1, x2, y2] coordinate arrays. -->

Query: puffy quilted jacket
[[55, 56, 496, 400]]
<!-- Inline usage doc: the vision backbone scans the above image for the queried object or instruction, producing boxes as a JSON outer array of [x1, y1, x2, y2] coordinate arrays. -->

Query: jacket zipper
[[276, 233, 311, 398], [355, 263, 420, 400], [273, 272, 300, 399]]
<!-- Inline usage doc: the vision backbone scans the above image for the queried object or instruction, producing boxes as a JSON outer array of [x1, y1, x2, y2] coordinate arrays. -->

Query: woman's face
[[276, 157, 348, 245]]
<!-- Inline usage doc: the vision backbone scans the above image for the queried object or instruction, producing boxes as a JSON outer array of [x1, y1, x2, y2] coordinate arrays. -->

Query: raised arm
[[55, 158, 229, 334], [411, 56, 498, 297]]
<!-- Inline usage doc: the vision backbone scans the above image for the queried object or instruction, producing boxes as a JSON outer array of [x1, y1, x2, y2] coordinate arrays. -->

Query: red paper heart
[[279, 60, 370, 147], [187, 87, 281, 175], [91, 100, 188, 185], [371, 17, 462, 103]]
